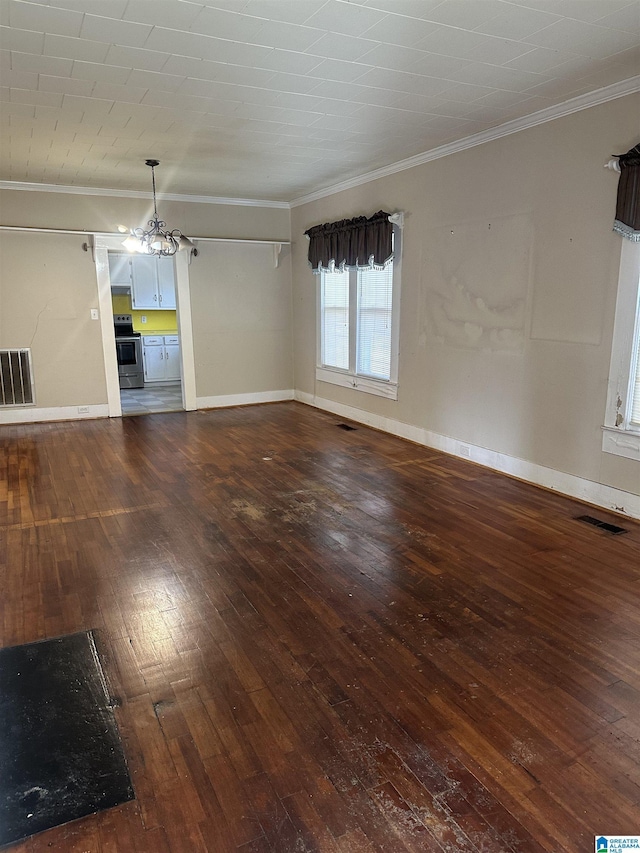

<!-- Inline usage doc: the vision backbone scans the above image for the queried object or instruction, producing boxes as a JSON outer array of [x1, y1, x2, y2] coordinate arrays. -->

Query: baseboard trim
[[0, 404, 109, 425], [295, 391, 640, 520], [196, 389, 294, 409]]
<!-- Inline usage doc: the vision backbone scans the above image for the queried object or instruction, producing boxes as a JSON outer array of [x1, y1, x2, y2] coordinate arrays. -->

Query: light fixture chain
[[150, 164, 159, 221]]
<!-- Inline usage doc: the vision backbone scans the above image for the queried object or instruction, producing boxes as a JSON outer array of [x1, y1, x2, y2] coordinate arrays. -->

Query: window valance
[[305, 210, 393, 273], [613, 143, 640, 242]]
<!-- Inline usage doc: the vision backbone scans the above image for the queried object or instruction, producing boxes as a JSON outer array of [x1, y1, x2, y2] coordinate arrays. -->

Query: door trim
[[93, 236, 197, 417]]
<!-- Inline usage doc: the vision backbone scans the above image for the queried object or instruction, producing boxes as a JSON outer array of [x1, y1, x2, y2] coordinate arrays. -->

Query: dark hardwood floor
[[1, 401, 639, 852]]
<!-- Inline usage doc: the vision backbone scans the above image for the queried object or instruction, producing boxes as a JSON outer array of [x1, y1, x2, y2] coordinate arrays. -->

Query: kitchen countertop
[[138, 329, 179, 336]]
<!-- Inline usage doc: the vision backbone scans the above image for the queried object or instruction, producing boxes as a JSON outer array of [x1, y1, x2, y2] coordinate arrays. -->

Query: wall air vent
[[575, 515, 627, 535], [0, 349, 35, 406]]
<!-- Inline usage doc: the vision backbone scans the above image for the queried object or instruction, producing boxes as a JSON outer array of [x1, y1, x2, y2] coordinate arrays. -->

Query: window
[[317, 228, 400, 400], [603, 239, 640, 460]]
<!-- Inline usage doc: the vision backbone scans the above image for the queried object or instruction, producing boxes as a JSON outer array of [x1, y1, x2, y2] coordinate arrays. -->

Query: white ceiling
[[1, 0, 639, 203]]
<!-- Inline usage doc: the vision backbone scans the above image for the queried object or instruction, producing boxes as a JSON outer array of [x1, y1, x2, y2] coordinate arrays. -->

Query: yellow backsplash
[[111, 294, 177, 333]]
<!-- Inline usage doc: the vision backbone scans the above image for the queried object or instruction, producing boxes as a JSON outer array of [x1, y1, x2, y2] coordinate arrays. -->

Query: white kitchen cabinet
[[157, 257, 176, 309], [142, 336, 165, 382], [131, 256, 158, 308], [131, 256, 176, 310], [163, 336, 181, 380], [108, 254, 132, 285], [142, 335, 180, 383]]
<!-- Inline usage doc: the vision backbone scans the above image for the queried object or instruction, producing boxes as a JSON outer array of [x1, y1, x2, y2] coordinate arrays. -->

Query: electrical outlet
[[78, 406, 90, 414], [141, 315, 147, 323], [90, 308, 99, 320]]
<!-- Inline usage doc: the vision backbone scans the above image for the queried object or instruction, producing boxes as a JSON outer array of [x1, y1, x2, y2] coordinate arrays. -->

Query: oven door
[[115, 336, 143, 388]]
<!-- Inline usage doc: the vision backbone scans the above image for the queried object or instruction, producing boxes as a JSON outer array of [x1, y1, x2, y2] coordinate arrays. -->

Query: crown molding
[[0, 180, 290, 209], [290, 76, 640, 208]]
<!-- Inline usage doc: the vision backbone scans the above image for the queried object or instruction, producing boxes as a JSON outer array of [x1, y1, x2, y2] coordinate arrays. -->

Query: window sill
[[316, 367, 398, 400], [602, 425, 640, 460]]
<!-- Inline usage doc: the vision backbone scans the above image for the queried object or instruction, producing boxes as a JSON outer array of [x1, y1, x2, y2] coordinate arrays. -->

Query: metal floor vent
[[337, 423, 357, 431], [0, 349, 34, 406], [575, 515, 627, 535]]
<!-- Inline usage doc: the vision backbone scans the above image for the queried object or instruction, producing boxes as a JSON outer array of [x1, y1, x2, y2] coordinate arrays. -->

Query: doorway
[[111, 253, 183, 415], [94, 236, 197, 418]]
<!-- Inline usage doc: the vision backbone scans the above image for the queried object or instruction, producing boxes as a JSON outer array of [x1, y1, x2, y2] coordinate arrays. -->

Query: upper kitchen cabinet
[[131, 255, 176, 310], [131, 255, 157, 307], [156, 257, 176, 309], [108, 253, 132, 287]]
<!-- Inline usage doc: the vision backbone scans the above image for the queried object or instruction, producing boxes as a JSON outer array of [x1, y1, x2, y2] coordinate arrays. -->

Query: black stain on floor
[[0, 631, 134, 847]]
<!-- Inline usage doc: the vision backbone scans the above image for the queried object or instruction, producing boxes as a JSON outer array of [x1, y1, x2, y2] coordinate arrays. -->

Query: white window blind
[[630, 321, 640, 426], [357, 265, 393, 381], [321, 269, 349, 370]]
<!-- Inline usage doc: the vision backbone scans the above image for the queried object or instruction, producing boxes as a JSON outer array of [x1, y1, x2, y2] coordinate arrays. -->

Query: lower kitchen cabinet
[[163, 339, 180, 381], [142, 335, 180, 383]]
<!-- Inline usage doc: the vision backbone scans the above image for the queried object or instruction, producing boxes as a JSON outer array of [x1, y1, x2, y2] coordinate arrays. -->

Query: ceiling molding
[[0, 181, 290, 210], [290, 76, 640, 209]]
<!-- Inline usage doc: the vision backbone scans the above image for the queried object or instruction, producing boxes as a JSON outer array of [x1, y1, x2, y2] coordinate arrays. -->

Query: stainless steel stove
[[114, 314, 143, 389]]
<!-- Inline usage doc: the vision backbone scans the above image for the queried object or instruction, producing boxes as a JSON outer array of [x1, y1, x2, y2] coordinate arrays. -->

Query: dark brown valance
[[613, 143, 640, 242], [305, 210, 393, 272]]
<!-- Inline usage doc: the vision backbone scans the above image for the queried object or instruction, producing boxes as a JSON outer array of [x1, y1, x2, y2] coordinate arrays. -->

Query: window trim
[[315, 222, 402, 401], [602, 238, 640, 461]]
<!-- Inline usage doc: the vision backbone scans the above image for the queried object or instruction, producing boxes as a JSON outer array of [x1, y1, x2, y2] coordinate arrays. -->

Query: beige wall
[[0, 190, 290, 242], [0, 231, 107, 408], [189, 241, 293, 398], [291, 95, 640, 498], [0, 190, 292, 412]]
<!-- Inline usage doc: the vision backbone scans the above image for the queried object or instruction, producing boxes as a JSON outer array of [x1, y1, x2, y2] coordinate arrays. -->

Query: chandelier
[[123, 159, 194, 256]]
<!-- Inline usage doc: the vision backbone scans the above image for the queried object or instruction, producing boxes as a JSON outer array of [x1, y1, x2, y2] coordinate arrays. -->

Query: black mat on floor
[[0, 631, 134, 847]]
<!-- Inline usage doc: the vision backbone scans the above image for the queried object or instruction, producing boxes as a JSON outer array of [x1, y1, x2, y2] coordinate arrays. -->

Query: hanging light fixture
[[123, 159, 194, 256]]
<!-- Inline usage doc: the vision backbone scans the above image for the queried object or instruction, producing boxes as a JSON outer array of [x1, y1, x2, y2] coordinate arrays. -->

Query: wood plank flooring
[[1, 401, 639, 852]]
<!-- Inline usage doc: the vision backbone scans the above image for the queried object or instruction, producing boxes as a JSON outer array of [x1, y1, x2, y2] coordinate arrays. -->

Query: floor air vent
[[337, 423, 357, 431], [0, 349, 34, 406], [575, 515, 627, 535]]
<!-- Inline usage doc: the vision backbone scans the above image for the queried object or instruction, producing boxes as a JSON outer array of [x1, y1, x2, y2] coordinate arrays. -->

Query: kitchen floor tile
[[120, 383, 183, 416]]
